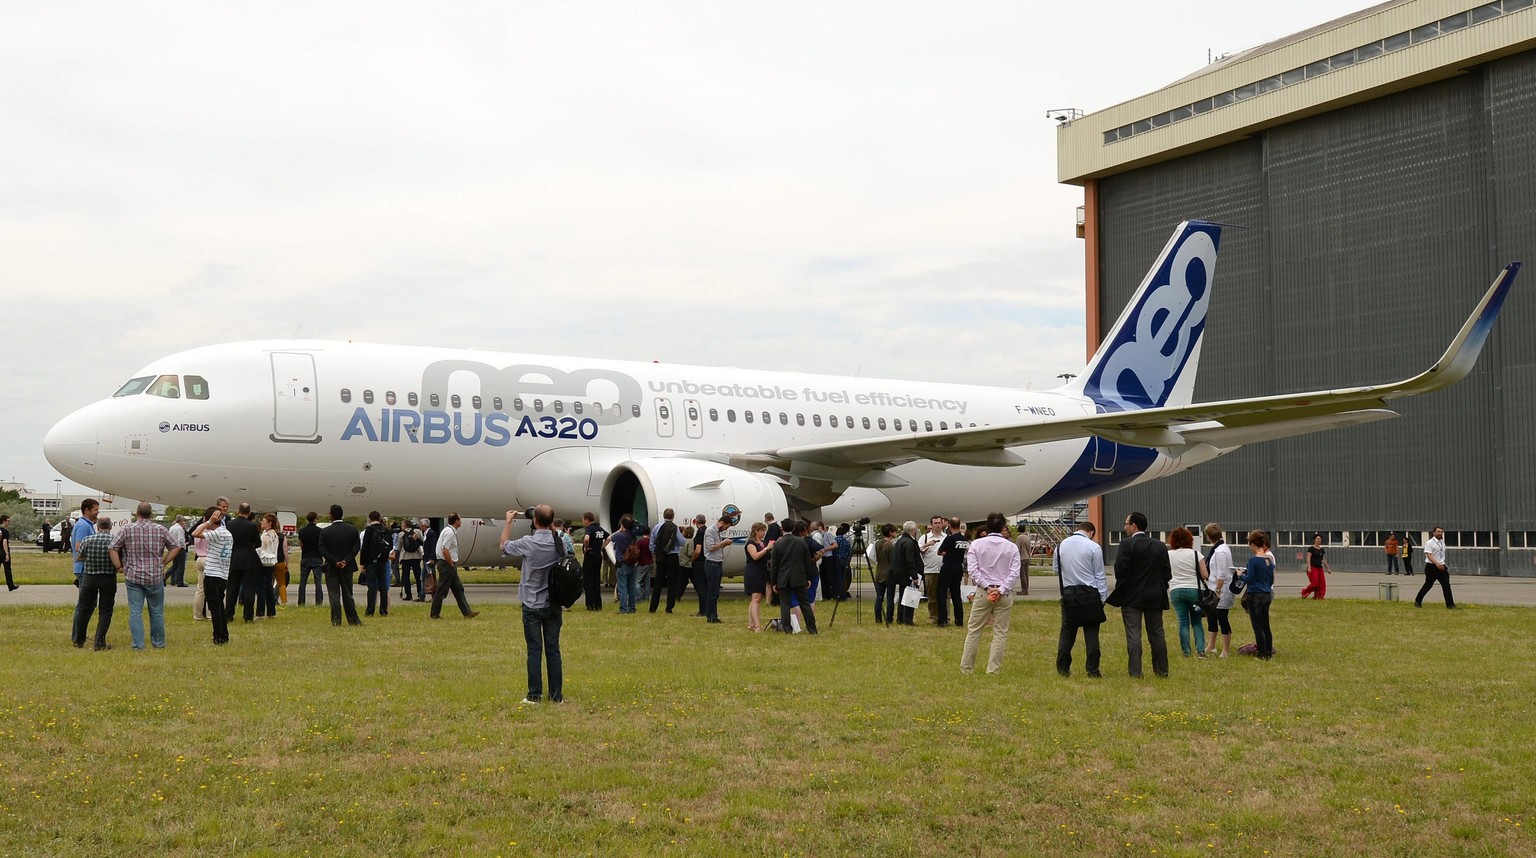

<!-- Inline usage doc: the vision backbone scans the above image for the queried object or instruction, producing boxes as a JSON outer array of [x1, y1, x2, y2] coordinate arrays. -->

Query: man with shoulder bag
[[1054, 521, 1108, 678], [502, 506, 567, 703]]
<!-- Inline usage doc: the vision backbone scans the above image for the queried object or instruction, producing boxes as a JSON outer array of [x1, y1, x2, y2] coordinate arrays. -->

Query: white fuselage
[[44, 340, 1221, 526]]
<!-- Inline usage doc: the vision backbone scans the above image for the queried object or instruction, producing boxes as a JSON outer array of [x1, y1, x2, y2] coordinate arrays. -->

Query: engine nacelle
[[600, 458, 789, 534]]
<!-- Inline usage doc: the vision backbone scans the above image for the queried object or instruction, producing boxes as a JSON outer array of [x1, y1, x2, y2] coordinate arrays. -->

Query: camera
[[525, 507, 537, 520]]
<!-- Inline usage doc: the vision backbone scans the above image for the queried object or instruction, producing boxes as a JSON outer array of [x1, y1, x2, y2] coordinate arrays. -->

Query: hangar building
[[1057, 0, 1536, 575]]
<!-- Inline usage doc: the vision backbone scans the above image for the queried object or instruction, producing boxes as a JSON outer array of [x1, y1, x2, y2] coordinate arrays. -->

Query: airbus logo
[[160, 422, 212, 433], [159, 421, 170, 433]]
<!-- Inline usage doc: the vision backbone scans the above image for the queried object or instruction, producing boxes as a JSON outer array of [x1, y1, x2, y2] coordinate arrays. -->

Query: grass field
[[2, 555, 1534, 856]]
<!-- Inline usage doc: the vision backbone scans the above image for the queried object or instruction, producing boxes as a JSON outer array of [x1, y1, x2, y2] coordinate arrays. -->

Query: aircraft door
[[271, 352, 320, 443], [1089, 405, 1116, 473], [655, 397, 674, 438], [683, 398, 703, 439]]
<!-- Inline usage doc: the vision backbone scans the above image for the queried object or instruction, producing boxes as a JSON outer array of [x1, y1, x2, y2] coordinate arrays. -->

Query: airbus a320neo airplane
[[44, 221, 1519, 566]]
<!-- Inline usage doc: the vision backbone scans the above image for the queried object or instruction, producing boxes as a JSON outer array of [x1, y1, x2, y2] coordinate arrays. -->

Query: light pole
[[53, 479, 61, 516]]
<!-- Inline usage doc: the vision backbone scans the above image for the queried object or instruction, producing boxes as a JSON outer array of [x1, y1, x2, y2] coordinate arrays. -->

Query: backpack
[[364, 525, 391, 562], [402, 530, 422, 553], [550, 535, 584, 609], [622, 541, 642, 565], [678, 534, 696, 569], [654, 520, 678, 556]]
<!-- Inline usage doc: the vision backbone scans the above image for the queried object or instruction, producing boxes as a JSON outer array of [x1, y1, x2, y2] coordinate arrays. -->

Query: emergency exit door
[[271, 352, 320, 442]]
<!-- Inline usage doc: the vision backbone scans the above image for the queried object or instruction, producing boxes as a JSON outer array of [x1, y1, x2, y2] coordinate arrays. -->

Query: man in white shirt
[[919, 516, 945, 624], [431, 513, 480, 620], [1054, 521, 1108, 677], [1414, 526, 1455, 608], [164, 516, 189, 587]]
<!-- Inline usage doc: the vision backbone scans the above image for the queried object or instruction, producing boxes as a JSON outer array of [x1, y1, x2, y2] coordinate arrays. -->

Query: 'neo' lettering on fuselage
[[339, 408, 599, 446]]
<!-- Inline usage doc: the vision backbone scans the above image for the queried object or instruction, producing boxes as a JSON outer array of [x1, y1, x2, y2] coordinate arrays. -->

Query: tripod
[[828, 528, 867, 628]]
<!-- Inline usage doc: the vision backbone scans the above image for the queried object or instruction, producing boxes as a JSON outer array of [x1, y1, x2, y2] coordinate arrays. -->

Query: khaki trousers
[[960, 590, 1013, 674]]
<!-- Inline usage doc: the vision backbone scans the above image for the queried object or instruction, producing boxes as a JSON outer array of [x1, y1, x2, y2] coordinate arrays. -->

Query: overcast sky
[[1, 0, 1368, 495]]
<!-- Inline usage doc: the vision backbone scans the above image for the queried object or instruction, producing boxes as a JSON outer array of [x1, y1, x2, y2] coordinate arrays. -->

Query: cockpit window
[[185, 375, 210, 400], [146, 374, 180, 399], [113, 376, 154, 397]]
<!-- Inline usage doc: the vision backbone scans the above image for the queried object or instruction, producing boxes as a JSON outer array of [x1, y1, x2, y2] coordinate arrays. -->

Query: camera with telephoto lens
[[525, 507, 536, 521]]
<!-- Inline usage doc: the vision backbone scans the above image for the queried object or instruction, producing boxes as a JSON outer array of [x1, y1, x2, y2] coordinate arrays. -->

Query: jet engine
[[600, 458, 789, 531]]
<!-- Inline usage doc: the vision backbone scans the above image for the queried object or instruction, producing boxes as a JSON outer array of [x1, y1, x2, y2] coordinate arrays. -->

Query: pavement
[[5, 568, 1534, 608]]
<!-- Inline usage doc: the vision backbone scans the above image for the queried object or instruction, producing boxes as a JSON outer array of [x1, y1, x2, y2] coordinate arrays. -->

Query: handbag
[[258, 548, 278, 567], [899, 584, 923, 609], [1196, 575, 1219, 614], [960, 583, 980, 604], [423, 567, 438, 597]]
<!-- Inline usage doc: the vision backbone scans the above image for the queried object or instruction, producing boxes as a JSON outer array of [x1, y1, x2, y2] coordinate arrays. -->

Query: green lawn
[[2, 560, 1533, 856]]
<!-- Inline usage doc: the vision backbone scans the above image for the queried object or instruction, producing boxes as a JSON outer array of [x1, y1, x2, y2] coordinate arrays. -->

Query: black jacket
[[226, 515, 262, 572], [770, 534, 817, 589], [319, 521, 361, 574], [890, 533, 922, 584], [297, 523, 324, 563], [1108, 531, 1172, 611]]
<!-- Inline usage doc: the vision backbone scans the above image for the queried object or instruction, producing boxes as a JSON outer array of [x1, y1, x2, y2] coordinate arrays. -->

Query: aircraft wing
[[766, 262, 1519, 472]]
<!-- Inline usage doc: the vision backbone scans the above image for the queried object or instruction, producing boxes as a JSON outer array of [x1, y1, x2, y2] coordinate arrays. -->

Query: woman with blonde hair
[[743, 522, 771, 632]]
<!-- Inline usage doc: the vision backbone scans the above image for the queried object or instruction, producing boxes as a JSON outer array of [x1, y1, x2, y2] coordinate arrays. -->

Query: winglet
[[1386, 262, 1520, 399]]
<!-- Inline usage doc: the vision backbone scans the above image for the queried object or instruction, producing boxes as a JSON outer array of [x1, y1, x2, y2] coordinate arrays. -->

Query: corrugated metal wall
[[1096, 52, 1536, 576]]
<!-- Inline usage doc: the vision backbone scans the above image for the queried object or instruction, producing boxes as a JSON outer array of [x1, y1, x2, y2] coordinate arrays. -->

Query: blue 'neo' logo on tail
[[1084, 222, 1221, 412]]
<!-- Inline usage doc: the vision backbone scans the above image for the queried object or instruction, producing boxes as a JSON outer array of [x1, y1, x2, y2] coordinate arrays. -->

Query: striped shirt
[[110, 518, 179, 586], [202, 524, 232, 580]]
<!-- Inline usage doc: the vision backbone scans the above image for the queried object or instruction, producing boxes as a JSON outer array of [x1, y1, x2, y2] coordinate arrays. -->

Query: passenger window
[[845, 415, 853, 429], [632, 404, 642, 418], [829, 415, 838, 428], [744, 410, 753, 424], [591, 401, 601, 414], [185, 375, 210, 400], [514, 398, 524, 411], [113, 376, 154, 397], [659, 404, 671, 420], [554, 400, 564, 413], [386, 391, 397, 405], [573, 401, 582, 414], [363, 390, 374, 404], [816, 415, 825, 427], [342, 389, 352, 403], [687, 405, 699, 421], [613, 404, 623, 417], [762, 411, 770, 424], [472, 395, 482, 410], [878, 418, 886, 430], [939, 421, 948, 430], [430, 394, 440, 407], [863, 417, 871, 429], [796, 413, 805, 426], [147, 374, 180, 399], [728, 409, 737, 423], [408, 392, 418, 406], [779, 412, 788, 425], [925, 420, 933, 432], [534, 399, 544, 412], [892, 418, 902, 431], [708, 408, 718, 421], [494, 397, 503, 411], [451, 395, 461, 408]]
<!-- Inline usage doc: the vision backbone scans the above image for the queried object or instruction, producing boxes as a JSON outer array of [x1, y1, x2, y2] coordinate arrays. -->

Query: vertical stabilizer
[[1071, 221, 1221, 412]]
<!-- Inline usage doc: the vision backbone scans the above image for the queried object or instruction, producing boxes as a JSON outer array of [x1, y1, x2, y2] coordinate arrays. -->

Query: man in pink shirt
[[960, 513, 1022, 675]]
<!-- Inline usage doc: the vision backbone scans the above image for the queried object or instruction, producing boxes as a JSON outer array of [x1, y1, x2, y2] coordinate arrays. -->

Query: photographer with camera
[[503, 506, 566, 704]]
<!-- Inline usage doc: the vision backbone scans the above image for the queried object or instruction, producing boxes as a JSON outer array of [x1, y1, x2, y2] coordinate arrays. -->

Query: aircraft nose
[[44, 406, 99, 483]]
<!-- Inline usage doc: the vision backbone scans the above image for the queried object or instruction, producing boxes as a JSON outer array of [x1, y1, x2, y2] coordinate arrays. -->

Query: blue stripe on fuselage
[[1030, 440, 1158, 511]]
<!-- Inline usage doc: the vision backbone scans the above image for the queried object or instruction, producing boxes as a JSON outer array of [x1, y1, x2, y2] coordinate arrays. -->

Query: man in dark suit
[[771, 520, 818, 635], [890, 521, 923, 626], [224, 502, 262, 623], [1107, 511, 1171, 678], [319, 504, 363, 627]]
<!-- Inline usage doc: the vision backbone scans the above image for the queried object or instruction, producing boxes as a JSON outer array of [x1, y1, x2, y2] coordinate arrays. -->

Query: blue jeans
[[704, 560, 724, 620], [126, 580, 166, 649], [1169, 587, 1207, 655], [616, 563, 640, 613], [522, 605, 563, 702], [364, 559, 390, 615]]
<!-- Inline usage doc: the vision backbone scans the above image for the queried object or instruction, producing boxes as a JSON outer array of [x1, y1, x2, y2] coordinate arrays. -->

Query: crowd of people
[[55, 493, 1463, 694]]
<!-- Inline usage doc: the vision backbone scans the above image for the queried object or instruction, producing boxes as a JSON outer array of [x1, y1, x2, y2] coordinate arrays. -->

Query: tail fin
[[1072, 220, 1222, 412]]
